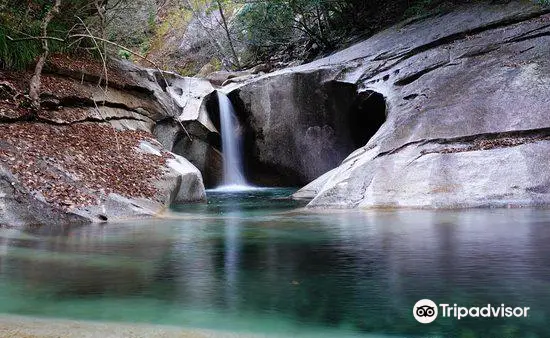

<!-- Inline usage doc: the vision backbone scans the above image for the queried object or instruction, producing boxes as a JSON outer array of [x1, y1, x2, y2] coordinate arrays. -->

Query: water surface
[[0, 188, 549, 337]]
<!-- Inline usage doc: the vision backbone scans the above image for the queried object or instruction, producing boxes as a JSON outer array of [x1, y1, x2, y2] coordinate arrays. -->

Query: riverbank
[[0, 315, 258, 338]]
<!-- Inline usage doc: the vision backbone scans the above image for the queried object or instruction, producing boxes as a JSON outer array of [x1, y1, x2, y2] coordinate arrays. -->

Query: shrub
[[0, 0, 91, 70], [0, 25, 41, 70], [118, 49, 132, 60]]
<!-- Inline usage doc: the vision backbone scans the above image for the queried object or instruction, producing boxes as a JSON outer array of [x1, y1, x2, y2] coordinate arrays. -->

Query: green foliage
[[210, 57, 222, 71], [237, 1, 295, 48], [2, 0, 547, 72], [118, 49, 132, 60], [147, 8, 156, 32], [155, 7, 192, 38], [235, 0, 414, 62], [0, 3, 52, 70], [0, 0, 91, 70], [0, 0, 165, 70], [176, 60, 199, 77], [0, 25, 41, 70], [405, 0, 440, 17], [235, 0, 550, 64]]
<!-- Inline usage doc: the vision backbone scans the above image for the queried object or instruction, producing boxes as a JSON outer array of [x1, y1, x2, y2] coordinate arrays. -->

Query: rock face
[[0, 55, 211, 226], [228, 71, 388, 185], [230, 1, 550, 207], [123, 66, 225, 187], [0, 124, 206, 227], [139, 71, 223, 188]]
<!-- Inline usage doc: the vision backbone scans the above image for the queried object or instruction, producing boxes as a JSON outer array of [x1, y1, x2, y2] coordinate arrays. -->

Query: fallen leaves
[[422, 134, 550, 157], [0, 55, 172, 212], [47, 54, 138, 88], [0, 122, 172, 211]]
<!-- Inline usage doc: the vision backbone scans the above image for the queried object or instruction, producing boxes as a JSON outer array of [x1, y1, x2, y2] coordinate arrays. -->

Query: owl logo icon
[[413, 299, 438, 324]]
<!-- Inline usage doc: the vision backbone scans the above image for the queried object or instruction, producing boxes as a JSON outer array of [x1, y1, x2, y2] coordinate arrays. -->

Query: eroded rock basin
[[0, 189, 549, 337]]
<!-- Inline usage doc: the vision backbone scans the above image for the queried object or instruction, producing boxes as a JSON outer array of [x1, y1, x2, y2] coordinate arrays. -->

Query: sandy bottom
[[0, 315, 264, 338]]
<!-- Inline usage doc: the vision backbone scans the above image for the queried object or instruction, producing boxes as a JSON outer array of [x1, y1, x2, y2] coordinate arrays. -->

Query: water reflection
[[0, 223, 172, 297], [224, 213, 242, 311], [0, 191, 549, 337]]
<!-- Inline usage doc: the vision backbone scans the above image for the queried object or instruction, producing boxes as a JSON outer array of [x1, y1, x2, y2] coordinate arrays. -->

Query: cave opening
[[205, 92, 221, 134], [203, 86, 388, 187], [222, 87, 388, 187], [348, 90, 387, 149]]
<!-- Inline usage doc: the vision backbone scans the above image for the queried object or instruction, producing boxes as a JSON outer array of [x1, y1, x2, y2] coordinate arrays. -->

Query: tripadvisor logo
[[413, 299, 438, 324], [413, 299, 530, 324]]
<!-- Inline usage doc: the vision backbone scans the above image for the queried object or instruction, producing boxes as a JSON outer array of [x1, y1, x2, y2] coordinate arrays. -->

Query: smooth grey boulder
[[0, 140, 206, 226], [1, 59, 211, 227], [120, 62, 224, 186], [120, 62, 217, 126], [172, 136, 224, 188], [228, 1, 550, 208], [165, 154, 208, 203], [305, 3, 550, 208], [227, 69, 367, 185], [292, 168, 338, 200], [307, 139, 550, 208]]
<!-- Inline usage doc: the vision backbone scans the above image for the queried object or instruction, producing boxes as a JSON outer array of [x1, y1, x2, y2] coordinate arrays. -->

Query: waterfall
[[217, 91, 250, 190]]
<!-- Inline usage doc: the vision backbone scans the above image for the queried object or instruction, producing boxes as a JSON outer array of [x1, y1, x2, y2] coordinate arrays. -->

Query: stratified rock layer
[[0, 56, 209, 226]]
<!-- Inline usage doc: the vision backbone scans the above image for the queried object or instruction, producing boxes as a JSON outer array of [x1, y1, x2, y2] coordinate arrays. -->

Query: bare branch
[[6, 35, 65, 42], [215, 0, 241, 69], [68, 33, 170, 88], [75, 16, 109, 96], [177, 119, 193, 142]]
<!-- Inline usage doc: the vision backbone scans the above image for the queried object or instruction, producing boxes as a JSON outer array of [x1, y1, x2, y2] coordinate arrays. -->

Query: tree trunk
[[29, 0, 62, 113], [183, 0, 231, 67], [94, 0, 108, 55], [216, 0, 241, 70]]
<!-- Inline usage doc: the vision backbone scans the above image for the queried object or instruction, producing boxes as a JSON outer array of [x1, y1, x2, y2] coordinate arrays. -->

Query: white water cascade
[[216, 91, 251, 191]]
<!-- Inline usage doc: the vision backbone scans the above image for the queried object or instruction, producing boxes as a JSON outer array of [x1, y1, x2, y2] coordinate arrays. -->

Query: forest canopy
[[1, 0, 549, 73]]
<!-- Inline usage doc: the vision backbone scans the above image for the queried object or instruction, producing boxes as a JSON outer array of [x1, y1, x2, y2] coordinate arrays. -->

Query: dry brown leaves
[[37, 107, 92, 124], [48, 54, 138, 88], [0, 101, 29, 120], [433, 134, 550, 156], [40, 74, 86, 98], [0, 123, 172, 211]]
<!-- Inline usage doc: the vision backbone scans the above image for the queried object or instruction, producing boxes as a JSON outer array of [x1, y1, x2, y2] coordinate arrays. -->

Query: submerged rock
[[228, 1, 550, 207]]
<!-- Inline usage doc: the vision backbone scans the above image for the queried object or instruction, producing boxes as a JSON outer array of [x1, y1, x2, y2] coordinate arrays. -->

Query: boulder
[[227, 1, 550, 207], [0, 56, 210, 226], [307, 2, 550, 208], [228, 69, 385, 185], [172, 136, 224, 188], [292, 168, 338, 200], [0, 130, 206, 227], [165, 153, 208, 203], [120, 62, 224, 187], [205, 70, 255, 87]]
